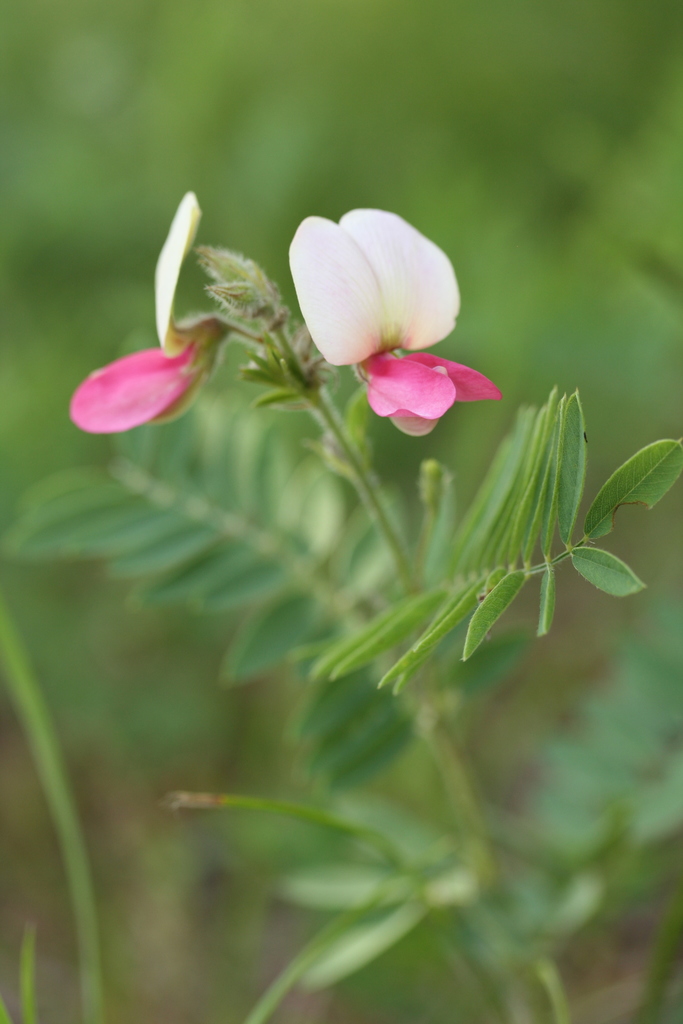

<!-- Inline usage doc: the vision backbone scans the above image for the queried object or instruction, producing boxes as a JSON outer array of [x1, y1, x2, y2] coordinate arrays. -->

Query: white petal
[[155, 192, 202, 352], [339, 209, 460, 351], [289, 216, 384, 365]]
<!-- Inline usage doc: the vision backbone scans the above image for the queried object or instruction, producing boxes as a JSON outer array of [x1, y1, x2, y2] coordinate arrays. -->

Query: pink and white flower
[[70, 192, 213, 434], [289, 209, 501, 434]]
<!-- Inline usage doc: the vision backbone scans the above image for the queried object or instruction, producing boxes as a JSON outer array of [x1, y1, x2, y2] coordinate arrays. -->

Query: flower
[[71, 192, 216, 434], [289, 208, 501, 434]]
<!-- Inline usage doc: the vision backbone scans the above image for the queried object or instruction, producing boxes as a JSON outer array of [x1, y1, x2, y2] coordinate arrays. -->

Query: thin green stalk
[[0, 587, 105, 1024], [242, 885, 394, 1024], [312, 388, 414, 592], [20, 927, 37, 1024], [426, 715, 497, 885], [636, 865, 683, 1024], [535, 958, 571, 1024], [165, 791, 407, 871]]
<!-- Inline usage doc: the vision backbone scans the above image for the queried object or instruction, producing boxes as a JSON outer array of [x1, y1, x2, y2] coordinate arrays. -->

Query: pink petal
[[289, 216, 384, 365], [403, 354, 502, 401], [365, 352, 456, 419], [390, 415, 440, 436], [70, 347, 197, 434], [339, 209, 459, 351]]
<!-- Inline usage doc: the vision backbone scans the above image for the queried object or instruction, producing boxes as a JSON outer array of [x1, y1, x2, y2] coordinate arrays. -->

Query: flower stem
[[0, 586, 105, 1024], [636, 865, 683, 1024], [312, 388, 414, 592]]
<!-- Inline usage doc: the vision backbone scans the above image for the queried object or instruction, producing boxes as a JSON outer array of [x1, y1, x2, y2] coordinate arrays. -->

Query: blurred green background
[[2, 0, 683, 1021]]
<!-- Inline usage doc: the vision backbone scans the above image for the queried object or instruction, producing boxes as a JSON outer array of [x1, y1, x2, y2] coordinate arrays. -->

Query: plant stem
[[242, 884, 397, 1024], [0, 586, 105, 1024], [312, 388, 414, 592], [425, 712, 497, 885], [636, 865, 683, 1024], [165, 791, 408, 871], [534, 958, 571, 1024]]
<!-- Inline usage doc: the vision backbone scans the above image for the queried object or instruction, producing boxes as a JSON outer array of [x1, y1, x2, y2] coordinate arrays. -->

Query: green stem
[[425, 714, 497, 885], [242, 886, 394, 1024], [164, 791, 408, 871], [0, 586, 105, 1024], [312, 388, 414, 592], [534, 958, 570, 1024], [636, 865, 683, 1024]]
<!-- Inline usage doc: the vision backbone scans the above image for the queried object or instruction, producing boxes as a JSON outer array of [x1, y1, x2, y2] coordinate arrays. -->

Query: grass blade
[[0, 589, 105, 1024]]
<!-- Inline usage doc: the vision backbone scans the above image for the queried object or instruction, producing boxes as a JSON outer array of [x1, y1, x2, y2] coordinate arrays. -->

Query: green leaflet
[[583, 439, 683, 539], [557, 391, 587, 546], [522, 389, 560, 565], [378, 578, 484, 692], [537, 566, 556, 637], [541, 394, 566, 558], [504, 393, 558, 566], [449, 408, 535, 574], [109, 521, 220, 576], [200, 561, 287, 612], [571, 548, 645, 596], [472, 409, 537, 573], [298, 670, 413, 790], [280, 864, 408, 910], [223, 594, 319, 683], [533, 603, 683, 851], [458, 631, 529, 697], [310, 589, 448, 682], [301, 903, 426, 991], [463, 570, 527, 661]]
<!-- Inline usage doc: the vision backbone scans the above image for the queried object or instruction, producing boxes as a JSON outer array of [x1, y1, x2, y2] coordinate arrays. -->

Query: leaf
[[541, 395, 566, 558], [325, 717, 413, 791], [135, 543, 256, 606], [557, 391, 587, 546], [279, 864, 409, 910], [223, 594, 319, 683], [583, 439, 683, 540], [164, 792, 405, 867], [21, 926, 37, 1024], [571, 548, 645, 596], [298, 670, 413, 790], [462, 570, 527, 661], [200, 560, 287, 611], [449, 407, 536, 574], [537, 566, 556, 637], [458, 631, 529, 696], [505, 391, 558, 566], [301, 903, 425, 990], [533, 603, 683, 853], [378, 578, 484, 691], [310, 590, 447, 682], [297, 672, 379, 741], [108, 522, 220, 577]]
